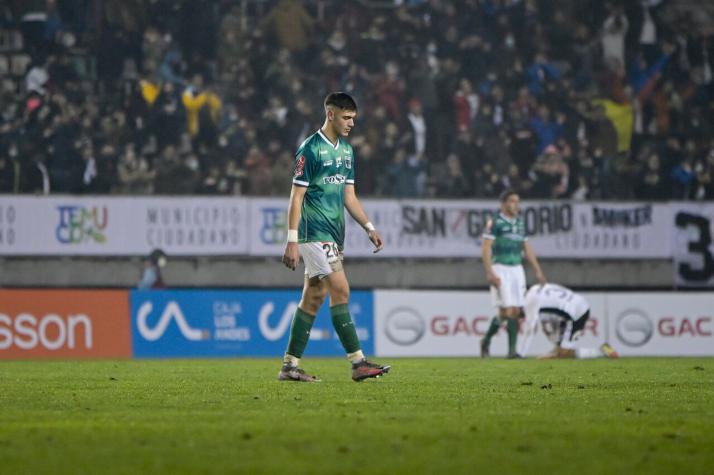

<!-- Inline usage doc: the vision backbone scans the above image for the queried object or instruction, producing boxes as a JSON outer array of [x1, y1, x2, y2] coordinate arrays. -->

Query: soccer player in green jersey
[[480, 189, 546, 358], [279, 92, 391, 382]]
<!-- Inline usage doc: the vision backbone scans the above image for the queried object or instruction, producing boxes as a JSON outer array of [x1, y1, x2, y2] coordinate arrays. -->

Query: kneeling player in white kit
[[518, 283, 619, 359]]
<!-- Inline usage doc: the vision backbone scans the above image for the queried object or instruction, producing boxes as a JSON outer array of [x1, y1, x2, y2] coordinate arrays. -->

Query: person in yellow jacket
[[592, 97, 633, 154], [182, 76, 222, 138], [139, 79, 161, 107]]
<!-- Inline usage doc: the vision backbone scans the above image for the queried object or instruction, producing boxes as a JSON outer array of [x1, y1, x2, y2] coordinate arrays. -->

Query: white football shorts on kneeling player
[[300, 241, 344, 279], [490, 263, 526, 308]]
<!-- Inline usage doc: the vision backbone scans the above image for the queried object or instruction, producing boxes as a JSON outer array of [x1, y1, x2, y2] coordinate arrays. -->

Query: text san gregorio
[[400, 203, 572, 239]]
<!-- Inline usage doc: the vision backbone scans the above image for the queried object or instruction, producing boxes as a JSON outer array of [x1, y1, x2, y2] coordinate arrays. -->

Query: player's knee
[[330, 287, 350, 305], [301, 288, 327, 314], [314, 290, 328, 307], [302, 296, 324, 315]]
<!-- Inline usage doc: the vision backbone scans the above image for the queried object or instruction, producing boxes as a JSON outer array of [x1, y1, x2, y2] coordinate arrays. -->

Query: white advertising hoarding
[[246, 198, 672, 258], [1, 197, 706, 262], [533, 202, 671, 258], [607, 293, 714, 356], [0, 197, 249, 255], [374, 290, 605, 357], [374, 290, 714, 357], [389, 200, 671, 258]]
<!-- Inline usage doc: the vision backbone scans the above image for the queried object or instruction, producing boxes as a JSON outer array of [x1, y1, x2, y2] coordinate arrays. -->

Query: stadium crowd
[[0, 0, 713, 200]]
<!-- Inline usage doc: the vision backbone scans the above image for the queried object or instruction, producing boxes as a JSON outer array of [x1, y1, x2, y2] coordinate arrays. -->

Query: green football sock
[[483, 316, 502, 346], [286, 307, 316, 358], [330, 304, 361, 354], [507, 317, 519, 355]]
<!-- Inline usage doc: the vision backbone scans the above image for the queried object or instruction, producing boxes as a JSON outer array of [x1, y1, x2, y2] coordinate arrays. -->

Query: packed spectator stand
[[0, 0, 713, 200]]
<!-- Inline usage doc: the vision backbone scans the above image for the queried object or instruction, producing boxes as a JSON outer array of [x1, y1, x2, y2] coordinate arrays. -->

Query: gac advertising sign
[[0, 290, 131, 359], [374, 290, 604, 357], [130, 290, 374, 357], [607, 293, 714, 356]]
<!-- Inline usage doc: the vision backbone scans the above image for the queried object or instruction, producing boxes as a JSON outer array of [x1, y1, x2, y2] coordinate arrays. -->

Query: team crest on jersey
[[294, 155, 306, 177], [345, 157, 352, 169], [336, 156, 342, 167]]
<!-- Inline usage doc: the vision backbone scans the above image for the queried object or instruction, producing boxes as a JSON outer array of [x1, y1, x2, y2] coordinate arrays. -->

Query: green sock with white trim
[[286, 307, 316, 359], [330, 303, 361, 354]]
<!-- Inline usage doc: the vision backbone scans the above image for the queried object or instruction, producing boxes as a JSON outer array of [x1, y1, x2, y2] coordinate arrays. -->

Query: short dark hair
[[499, 189, 519, 202], [324, 92, 357, 111], [149, 248, 166, 263]]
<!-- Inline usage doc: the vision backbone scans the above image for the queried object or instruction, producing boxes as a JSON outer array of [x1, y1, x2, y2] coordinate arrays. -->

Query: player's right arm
[[481, 219, 500, 287], [282, 184, 307, 271], [523, 240, 546, 285], [282, 146, 315, 271]]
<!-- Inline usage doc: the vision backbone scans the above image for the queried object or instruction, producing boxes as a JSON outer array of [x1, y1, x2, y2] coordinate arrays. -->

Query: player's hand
[[368, 229, 384, 253], [535, 270, 547, 285], [486, 272, 501, 287], [282, 242, 300, 270]]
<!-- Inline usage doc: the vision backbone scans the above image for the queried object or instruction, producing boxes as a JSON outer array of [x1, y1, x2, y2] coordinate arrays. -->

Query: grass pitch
[[0, 358, 712, 475]]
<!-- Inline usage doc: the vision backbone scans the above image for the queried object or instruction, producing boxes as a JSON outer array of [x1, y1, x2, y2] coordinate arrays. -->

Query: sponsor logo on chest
[[503, 232, 524, 241], [323, 174, 346, 185]]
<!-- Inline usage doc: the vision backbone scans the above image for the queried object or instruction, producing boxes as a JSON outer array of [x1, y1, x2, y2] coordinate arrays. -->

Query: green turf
[[0, 358, 712, 475]]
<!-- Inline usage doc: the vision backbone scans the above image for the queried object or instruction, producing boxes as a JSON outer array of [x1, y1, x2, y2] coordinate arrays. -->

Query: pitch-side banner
[[246, 198, 671, 258], [0, 196, 678, 258], [0, 196, 249, 255], [129, 289, 374, 357], [373, 290, 605, 357], [0, 290, 132, 359], [607, 293, 714, 356], [373, 290, 714, 357]]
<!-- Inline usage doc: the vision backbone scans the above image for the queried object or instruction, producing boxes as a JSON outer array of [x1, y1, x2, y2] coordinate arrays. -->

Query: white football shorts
[[490, 263, 526, 309], [300, 241, 344, 279]]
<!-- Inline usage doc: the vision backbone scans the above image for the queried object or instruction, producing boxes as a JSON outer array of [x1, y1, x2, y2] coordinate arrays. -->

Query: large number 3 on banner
[[675, 212, 714, 283]]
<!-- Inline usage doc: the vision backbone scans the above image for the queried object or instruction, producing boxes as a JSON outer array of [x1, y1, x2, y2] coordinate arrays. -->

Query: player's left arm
[[344, 184, 383, 253], [517, 300, 539, 357], [523, 240, 546, 284]]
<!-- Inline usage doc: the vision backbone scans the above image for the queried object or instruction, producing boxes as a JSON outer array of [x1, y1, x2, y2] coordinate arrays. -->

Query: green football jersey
[[292, 129, 355, 248], [483, 212, 527, 265]]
